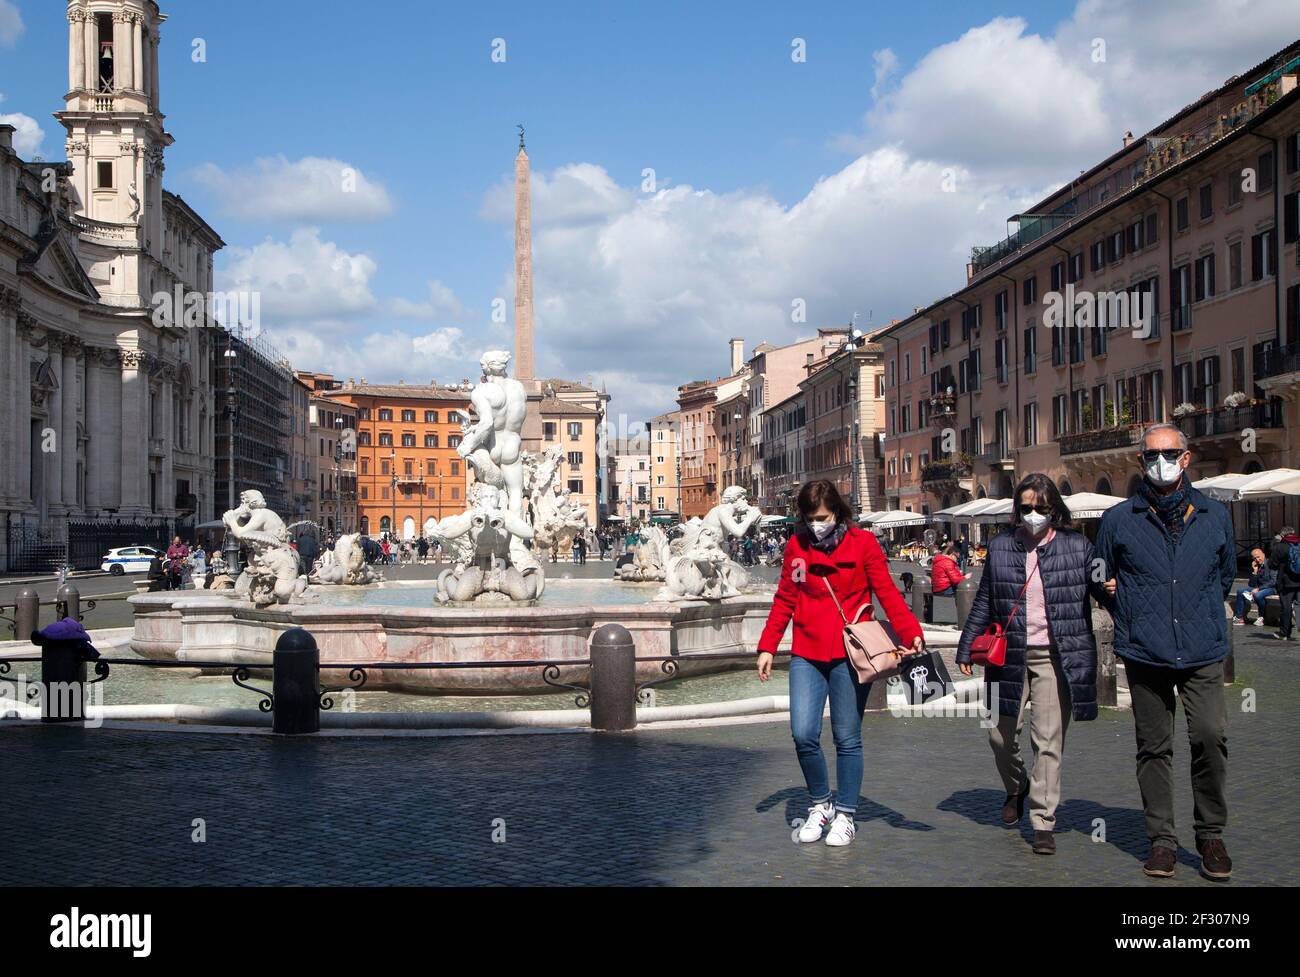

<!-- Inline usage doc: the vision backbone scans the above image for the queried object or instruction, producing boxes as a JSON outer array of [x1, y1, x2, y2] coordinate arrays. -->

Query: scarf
[[804, 519, 849, 554], [1138, 473, 1191, 543]]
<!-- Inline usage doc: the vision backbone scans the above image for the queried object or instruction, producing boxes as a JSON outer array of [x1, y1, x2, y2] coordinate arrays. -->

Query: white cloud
[[481, 162, 635, 226], [271, 327, 469, 386], [0, 1, 23, 47], [217, 228, 379, 326], [192, 155, 393, 222], [389, 279, 468, 321], [0, 92, 43, 158], [870, 48, 898, 101]]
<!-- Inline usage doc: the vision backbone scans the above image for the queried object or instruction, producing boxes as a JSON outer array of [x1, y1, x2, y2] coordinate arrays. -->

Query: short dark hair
[[1012, 472, 1072, 529], [796, 479, 853, 524]]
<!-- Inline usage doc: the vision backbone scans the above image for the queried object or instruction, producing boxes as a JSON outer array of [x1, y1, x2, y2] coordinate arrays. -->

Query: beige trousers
[[988, 645, 1071, 831]]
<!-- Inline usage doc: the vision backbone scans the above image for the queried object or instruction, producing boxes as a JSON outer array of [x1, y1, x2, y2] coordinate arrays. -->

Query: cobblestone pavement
[[2, 630, 1294, 886]]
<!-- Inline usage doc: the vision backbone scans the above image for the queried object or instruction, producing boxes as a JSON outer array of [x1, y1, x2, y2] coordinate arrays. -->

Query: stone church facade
[[0, 0, 224, 571]]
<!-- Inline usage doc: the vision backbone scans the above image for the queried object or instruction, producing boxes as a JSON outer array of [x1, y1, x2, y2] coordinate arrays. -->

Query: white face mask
[[1022, 510, 1050, 535], [807, 519, 836, 540], [1145, 454, 1184, 487]]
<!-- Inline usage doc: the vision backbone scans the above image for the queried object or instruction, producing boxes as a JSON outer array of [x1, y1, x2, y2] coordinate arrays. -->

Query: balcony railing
[[1174, 400, 1284, 439], [921, 459, 971, 485], [928, 394, 957, 424], [1057, 424, 1143, 456], [1253, 341, 1300, 381]]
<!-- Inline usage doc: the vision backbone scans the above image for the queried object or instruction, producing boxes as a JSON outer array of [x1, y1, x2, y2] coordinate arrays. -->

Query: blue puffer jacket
[[1093, 483, 1235, 669], [957, 527, 1104, 721]]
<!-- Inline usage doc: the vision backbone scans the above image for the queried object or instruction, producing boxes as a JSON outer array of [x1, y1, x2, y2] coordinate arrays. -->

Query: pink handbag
[[820, 577, 906, 684]]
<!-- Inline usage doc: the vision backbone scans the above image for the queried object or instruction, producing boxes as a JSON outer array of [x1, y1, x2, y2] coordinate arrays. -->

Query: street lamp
[[390, 449, 397, 542], [221, 339, 241, 576], [847, 372, 858, 516]]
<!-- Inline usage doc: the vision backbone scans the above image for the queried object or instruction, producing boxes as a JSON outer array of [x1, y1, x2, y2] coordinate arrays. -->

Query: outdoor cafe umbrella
[[1193, 468, 1300, 502], [1062, 492, 1127, 520], [857, 510, 887, 524], [868, 510, 930, 529], [936, 498, 1006, 523], [971, 499, 1015, 524], [760, 514, 794, 526]]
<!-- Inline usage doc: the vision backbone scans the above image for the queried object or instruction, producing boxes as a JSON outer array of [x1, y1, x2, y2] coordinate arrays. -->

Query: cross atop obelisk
[[513, 125, 535, 382]]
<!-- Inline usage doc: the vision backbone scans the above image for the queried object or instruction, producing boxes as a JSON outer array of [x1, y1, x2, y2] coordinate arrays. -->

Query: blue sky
[[2, 0, 1297, 420]]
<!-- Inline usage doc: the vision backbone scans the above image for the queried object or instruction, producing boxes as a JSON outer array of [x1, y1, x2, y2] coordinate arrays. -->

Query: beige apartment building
[[647, 410, 681, 517], [606, 436, 652, 522], [539, 380, 606, 527], [878, 42, 1300, 551]]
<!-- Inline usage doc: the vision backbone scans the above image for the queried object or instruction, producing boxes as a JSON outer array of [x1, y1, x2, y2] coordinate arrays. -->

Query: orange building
[[329, 380, 472, 540]]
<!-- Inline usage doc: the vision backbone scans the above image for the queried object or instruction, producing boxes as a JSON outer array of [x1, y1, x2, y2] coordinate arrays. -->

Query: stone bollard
[[911, 575, 932, 625], [1223, 606, 1235, 686], [1092, 606, 1118, 708], [13, 588, 39, 640], [272, 627, 320, 734], [589, 623, 636, 731], [954, 577, 978, 628], [39, 637, 88, 724], [55, 582, 80, 622]]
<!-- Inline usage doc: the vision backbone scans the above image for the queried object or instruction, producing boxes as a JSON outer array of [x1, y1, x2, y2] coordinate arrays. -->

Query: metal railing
[[1057, 424, 1143, 456], [1174, 400, 1284, 439], [1253, 340, 1300, 381]]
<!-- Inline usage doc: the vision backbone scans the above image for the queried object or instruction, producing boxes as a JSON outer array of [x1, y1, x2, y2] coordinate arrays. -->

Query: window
[[447, 411, 462, 424], [1172, 264, 1191, 329], [448, 435, 462, 448], [1050, 261, 1064, 292], [380, 459, 390, 475], [361, 458, 369, 474], [451, 461, 460, 476], [1175, 361, 1194, 405], [1145, 212, 1158, 246], [904, 352, 911, 382], [1023, 403, 1038, 447], [1259, 150, 1275, 193], [1108, 229, 1125, 263], [378, 409, 392, 421], [940, 319, 951, 348], [995, 335, 1008, 383], [1127, 218, 1145, 253], [1175, 196, 1189, 232], [357, 431, 371, 447], [961, 304, 981, 339], [424, 434, 438, 448], [1285, 191, 1299, 245], [1228, 169, 1242, 207], [543, 421, 557, 441], [361, 486, 368, 500], [1024, 326, 1037, 375], [568, 422, 581, 441], [1229, 241, 1243, 290], [1023, 276, 1037, 306], [424, 410, 438, 423], [969, 347, 981, 391], [401, 433, 416, 447], [1194, 253, 1216, 302], [381, 486, 389, 500], [401, 409, 416, 423], [1288, 131, 1300, 174], [1052, 395, 1068, 438], [1197, 355, 1221, 410], [378, 432, 393, 447], [567, 479, 584, 495], [1251, 229, 1276, 281], [96, 160, 113, 189], [1069, 252, 1083, 284], [994, 290, 1008, 331], [1198, 183, 1213, 221], [1091, 240, 1105, 273], [920, 346, 928, 375], [404, 460, 413, 476], [1231, 347, 1246, 394], [888, 360, 896, 388], [900, 404, 911, 433], [567, 451, 583, 467]]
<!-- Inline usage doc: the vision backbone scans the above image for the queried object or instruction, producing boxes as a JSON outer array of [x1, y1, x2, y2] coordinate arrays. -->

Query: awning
[[1063, 492, 1126, 520], [759, 515, 794, 526], [1194, 468, 1300, 501], [869, 510, 930, 529], [857, 510, 888, 523], [936, 498, 1006, 523], [970, 499, 1015, 524], [605, 515, 627, 522]]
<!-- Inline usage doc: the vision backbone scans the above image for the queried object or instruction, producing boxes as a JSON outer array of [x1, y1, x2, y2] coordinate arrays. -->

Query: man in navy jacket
[[1094, 423, 1235, 882]]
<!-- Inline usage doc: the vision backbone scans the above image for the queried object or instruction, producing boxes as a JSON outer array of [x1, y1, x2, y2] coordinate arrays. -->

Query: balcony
[[1058, 424, 1142, 457], [1253, 341, 1300, 389], [1174, 400, 1284, 441], [928, 393, 957, 425], [921, 457, 972, 490], [976, 444, 1016, 470]]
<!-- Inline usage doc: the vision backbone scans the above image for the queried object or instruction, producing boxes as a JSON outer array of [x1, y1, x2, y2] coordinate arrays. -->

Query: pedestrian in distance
[[1266, 527, 1300, 640], [1232, 547, 1276, 626]]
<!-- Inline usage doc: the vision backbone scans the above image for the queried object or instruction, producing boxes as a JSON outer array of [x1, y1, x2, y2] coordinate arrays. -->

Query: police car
[[101, 546, 162, 576]]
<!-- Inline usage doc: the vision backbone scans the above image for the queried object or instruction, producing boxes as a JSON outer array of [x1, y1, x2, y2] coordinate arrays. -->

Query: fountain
[[127, 350, 786, 695]]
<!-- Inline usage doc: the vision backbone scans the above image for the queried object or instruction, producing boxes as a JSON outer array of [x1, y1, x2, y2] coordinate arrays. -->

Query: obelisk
[[514, 126, 536, 381], [514, 126, 543, 452]]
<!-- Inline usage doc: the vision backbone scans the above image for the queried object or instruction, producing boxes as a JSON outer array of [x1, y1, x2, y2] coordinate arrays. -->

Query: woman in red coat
[[930, 542, 966, 596], [757, 480, 924, 847]]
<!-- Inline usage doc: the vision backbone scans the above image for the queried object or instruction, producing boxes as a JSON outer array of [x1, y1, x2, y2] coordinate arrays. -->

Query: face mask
[[807, 519, 836, 540], [1022, 511, 1050, 535], [1146, 456, 1183, 486]]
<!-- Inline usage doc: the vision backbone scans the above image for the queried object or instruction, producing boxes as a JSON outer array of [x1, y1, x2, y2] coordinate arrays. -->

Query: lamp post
[[418, 464, 425, 538], [390, 449, 397, 541], [222, 339, 241, 576], [847, 371, 859, 517]]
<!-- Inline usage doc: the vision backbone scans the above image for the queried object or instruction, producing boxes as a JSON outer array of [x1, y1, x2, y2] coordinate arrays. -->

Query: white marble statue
[[310, 533, 381, 586], [426, 484, 544, 603], [221, 489, 309, 606], [617, 525, 669, 582], [458, 349, 528, 515], [527, 444, 589, 553], [656, 486, 761, 601]]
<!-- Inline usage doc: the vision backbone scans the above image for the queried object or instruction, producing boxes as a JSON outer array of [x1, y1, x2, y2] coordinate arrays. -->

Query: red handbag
[[969, 559, 1040, 667]]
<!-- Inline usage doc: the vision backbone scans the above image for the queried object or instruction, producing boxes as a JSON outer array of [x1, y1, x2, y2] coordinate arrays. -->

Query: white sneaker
[[825, 812, 856, 847], [797, 802, 835, 843], [1254, 618, 1268, 626]]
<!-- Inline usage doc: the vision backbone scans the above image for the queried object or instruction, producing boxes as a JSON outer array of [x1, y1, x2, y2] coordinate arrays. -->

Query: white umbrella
[[971, 499, 1015, 524], [1063, 492, 1127, 520], [869, 510, 930, 529], [1195, 468, 1300, 502], [938, 498, 1007, 523], [857, 510, 887, 523]]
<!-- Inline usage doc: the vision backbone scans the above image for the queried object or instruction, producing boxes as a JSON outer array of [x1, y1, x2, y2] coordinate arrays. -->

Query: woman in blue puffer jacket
[[957, 473, 1110, 856]]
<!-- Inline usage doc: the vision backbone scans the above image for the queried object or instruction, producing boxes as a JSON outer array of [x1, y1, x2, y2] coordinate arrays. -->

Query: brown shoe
[[1031, 830, 1056, 855], [1143, 846, 1177, 878], [1196, 838, 1232, 881], [1000, 790, 1027, 827]]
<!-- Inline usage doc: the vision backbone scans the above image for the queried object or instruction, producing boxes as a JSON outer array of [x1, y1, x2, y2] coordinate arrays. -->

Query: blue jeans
[[935, 584, 957, 597], [1234, 586, 1275, 619], [789, 656, 872, 815]]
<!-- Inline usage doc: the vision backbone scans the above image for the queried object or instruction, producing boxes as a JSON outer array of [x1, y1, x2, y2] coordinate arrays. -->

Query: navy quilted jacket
[[957, 527, 1104, 721], [1093, 484, 1235, 669]]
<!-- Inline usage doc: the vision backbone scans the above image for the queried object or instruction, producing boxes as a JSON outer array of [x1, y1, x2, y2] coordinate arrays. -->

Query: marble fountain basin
[[127, 581, 788, 695]]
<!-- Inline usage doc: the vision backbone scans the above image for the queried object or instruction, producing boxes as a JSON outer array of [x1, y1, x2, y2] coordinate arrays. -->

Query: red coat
[[758, 525, 924, 662], [930, 554, 965, 592]]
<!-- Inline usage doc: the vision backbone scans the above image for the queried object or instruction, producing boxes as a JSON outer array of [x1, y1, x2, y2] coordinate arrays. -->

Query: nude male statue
[[458, 350, 528, 514]]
